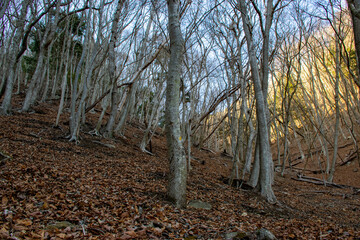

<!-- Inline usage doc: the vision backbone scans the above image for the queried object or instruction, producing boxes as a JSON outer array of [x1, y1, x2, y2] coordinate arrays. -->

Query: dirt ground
[[0, 98, 359, 239]]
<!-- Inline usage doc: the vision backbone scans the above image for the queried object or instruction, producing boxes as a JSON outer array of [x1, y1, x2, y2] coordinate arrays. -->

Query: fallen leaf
[[124, 230, 137, 238], [119, 234, 133, 240], [56, 233, 66, 239], [16, 219, 32, 226], [0, 227, 9, 238], [42, 202, 49, 210], [2, 196, 8, 205]]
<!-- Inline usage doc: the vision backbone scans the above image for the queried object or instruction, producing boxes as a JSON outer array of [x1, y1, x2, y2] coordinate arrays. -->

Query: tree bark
[[238, 0, 276, 203], [0, 0, 30, 115], [166, 0, 187, 208], [0, 0, 10, 21], [104, 0, 125, 138], [347, 0, 360, 88], [328, 1, 341, 182]]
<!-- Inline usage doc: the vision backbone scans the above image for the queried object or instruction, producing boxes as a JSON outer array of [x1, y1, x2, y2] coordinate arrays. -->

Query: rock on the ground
[[225, 231, 249, 239], [46, 221, 75, 230], [256, 228, 277, 240], [188, 200, 212, 210]]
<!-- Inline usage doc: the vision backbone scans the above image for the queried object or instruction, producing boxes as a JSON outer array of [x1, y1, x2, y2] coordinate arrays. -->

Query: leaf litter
[[0, 99, 359, 239]]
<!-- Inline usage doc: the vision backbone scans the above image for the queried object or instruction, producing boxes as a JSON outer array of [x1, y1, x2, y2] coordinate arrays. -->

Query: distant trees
[[1, 0, 360, 204]]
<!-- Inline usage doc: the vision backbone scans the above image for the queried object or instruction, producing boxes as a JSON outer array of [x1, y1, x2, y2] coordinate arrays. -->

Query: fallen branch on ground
[[291, 173, 359, 192], [339, 147, 358, 166]]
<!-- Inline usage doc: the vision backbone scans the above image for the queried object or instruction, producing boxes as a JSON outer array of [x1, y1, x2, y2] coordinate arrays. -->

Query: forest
[[0, 0, 360, 239]]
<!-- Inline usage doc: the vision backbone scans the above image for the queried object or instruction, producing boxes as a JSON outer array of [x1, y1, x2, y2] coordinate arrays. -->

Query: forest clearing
[[1, 0, 360, 239]]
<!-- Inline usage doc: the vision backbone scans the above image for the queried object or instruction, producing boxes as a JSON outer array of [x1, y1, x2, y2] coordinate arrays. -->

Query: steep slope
[[0, 98, 359, 239]]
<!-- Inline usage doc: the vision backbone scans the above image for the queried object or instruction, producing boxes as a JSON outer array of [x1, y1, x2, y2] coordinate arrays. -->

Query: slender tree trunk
[[104, 0, 125, 138], [22, 1, 60, 111], [328, 2, 341, 182], [140, 87, 165, 153], [22, 44, 46, 111], [166, 0, 187, 208], [248, 138, 260, 187], [41, 45, 53, 102], [115, 3, 155, 134], [291, 118, 305, 162], [0, 0, 30, 115], [238, 0, 276, 203], [56, 23, 72, 126]]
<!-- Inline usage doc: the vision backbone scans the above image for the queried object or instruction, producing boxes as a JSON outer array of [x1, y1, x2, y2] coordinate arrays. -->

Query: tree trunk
[[104, 0, 125, 138], [0, 0, 30, 115], [347, 0, 360, 88], [328, 1, 341, 182], [115, 3, 155, 135], [166, 0, 187, 208], [238, 0, 276, 203], [0, 0, 10, 20]]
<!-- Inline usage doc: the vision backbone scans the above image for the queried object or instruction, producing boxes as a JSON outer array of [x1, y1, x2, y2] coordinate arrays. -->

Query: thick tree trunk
[[347, 0, 360, 88], [166, 0, 187, 208], [0, 0, 10, 20]]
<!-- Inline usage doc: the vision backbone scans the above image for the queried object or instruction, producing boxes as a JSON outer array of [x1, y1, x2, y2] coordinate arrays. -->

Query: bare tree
[[347, 0, 360, 88], [0, 0, 30, 114], [166, 0, 187, 208], [237, 0, 278, 203], [104, 0, 126, 138]]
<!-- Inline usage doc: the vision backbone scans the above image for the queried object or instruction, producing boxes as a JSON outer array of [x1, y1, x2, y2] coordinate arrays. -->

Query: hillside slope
[[0, 99, 359, 239]]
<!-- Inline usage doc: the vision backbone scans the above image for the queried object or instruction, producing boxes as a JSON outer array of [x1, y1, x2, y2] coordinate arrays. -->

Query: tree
[[166, 0, 187, 208], [237, 0, 278, 203], [0, 0, 31, 115], [104, 0, 126, 138], [347, 0, 360, 88], [0, 0, 10, 21]]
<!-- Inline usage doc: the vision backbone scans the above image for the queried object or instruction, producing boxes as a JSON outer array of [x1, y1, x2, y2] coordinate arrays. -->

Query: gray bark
[[0, 0, 30, 114], [328, 1, 341, 182], [347, 0, 360, 88], [243, 98, 256, 176], [56, 19, 73, 126], [0, 0, 10, 20], [115, 3, 156, 135], [166, 0, 187, 208], [248, 138, 260, 187], [238, 0, 276, 203], [104, 0, 125, 138], [22, 1, 61, 111], [139, 81, 165, 153], [69, 0, 106, 141]]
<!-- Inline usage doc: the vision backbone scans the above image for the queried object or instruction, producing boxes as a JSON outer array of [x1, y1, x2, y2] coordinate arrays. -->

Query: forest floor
[[0, 96, 360, 239]]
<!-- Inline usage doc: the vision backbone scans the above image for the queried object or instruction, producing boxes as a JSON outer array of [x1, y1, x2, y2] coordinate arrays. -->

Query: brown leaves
[[0, 102, 359, 239], [16, 219, 32, 226], [1, 196, 8, 206]]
